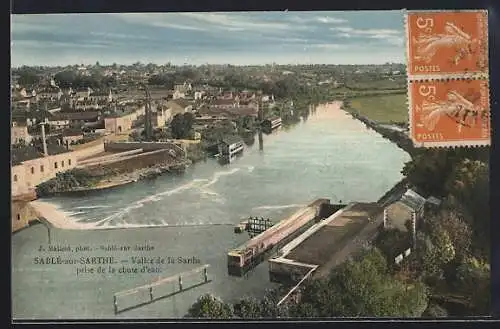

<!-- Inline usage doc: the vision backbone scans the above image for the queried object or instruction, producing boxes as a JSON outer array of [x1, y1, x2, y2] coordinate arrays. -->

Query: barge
[[227, 199, 336, 277]]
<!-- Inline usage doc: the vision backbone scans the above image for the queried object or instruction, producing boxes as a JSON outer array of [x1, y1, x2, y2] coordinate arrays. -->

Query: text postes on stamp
[[406, 10, 488, 78], [409, 79, 490, 147]]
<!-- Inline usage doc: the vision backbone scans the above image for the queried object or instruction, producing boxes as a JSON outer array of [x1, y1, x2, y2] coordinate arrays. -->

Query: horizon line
[[11, 62, 406, 69]]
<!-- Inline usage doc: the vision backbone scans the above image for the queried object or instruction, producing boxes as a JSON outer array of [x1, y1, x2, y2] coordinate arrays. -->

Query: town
[[11, 61, 407, 230]]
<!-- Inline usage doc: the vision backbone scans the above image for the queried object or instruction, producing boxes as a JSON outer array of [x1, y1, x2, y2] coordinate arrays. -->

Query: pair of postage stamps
[[405, 10, 490, 148]]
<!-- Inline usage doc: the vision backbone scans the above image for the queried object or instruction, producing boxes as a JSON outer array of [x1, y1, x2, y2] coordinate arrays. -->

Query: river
[[12, 102, 411, 319]]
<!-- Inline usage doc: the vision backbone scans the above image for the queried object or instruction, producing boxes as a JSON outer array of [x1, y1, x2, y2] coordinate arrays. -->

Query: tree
[[170, 113, 194, 139], [54, 70, 77, 88], [426, 208, 472, 262], [423, 302, 449, 317], [148, 73, 175, 89], [374, 228, 411, 262], [185, 294, 234, 319], [401, 149, 454, 196], [16, 68, 40, 86], [321, 248, 428, 317], [432, 229, 456, 265], [455, 257, 490, 315], [233, 297, 262, 318], [289, 302, 319, 318], [444, 159, 489, 259]]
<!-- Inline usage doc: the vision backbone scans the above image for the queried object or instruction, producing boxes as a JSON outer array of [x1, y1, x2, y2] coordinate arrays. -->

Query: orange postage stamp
[[406, 10, 489, 78], [409, 79, 490, 147]]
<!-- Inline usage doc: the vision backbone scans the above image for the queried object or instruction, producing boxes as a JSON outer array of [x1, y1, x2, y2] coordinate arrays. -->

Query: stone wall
[[104, 141, 184, 157], [12, 201, 38, 233], [84, 150, 178, 176]]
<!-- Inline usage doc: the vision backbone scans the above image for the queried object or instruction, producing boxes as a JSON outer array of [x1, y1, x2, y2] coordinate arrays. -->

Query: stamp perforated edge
[[405, 9, 490, 80], [407, 79, 491, 148], [404, 9, 491, 148]]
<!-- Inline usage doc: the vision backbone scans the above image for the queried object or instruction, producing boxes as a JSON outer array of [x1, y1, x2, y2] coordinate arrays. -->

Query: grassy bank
[[347, 93, 408, 124]]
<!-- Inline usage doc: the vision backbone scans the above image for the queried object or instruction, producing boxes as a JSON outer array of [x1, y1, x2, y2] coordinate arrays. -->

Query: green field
[[348, 93, 408, 124]]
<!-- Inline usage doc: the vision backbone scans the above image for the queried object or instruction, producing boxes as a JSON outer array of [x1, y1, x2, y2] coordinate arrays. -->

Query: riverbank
[[344, 107, 416, 156], [36, 160, 190, 197]]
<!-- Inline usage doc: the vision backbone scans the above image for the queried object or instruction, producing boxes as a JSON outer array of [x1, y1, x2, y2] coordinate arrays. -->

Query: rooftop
[[282, 202, 382, 266], [399, 189, 426, 212], [11, 144, 70, 165], [90, 90, 111, 97], [221, 135, 243, 146], [104, 107, 138, 118], [50, 111, 100, 121], [167, 99, 191, 109], [62, 128, 84, 136]]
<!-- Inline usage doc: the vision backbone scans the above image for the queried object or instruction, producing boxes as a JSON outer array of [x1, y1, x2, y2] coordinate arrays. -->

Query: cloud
[[116, 14, 206, 31], [308, 43, 346, 49], [368, 34, 404, 45], [331, 27, 400, 35], [317, 17, 348, 24], [88, 31, 152, 40], [330, 26, 402, 45], [117, 12, 305, 33], [287, 15, 347, 24], [12, 39, 110, 49]]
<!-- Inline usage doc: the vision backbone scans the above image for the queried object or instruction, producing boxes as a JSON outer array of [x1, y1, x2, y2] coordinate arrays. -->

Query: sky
[[11, 11, 406, 67]]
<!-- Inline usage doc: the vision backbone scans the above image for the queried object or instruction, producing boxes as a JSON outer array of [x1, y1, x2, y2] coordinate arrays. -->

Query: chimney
[[40, 121, 48, 156]]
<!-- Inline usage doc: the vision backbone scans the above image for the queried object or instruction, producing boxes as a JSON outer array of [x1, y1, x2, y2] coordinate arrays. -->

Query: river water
[[12, 102, 411, 319]]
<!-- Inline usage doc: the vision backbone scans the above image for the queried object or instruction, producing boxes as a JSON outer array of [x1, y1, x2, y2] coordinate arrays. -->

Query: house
[[11, 122, 33, 145], [11, 109, 38, 127], [38, 87, 62, 101], [73, 87, 92, 99], [48, 111, 100, 129], [194, 91, 205, 100], [213, 98, 239, 109], [261, 116, 282, 131], [12, 99, 33, 111], [11, 144, 78, 198], [174, 82, 192, 93], [218, 136, 244, 159], [61, 128, 85, 146], [383, 189, 426, 246], [198, 105, 259, 119], [239, 99, 259, 110], [151, 107, 172, 128], [89, 89, 113, 103], [166, 99, 193, 115], [173, 90, 185, 100], [172, 82, 192, 100], [104, 106, 145, 134]]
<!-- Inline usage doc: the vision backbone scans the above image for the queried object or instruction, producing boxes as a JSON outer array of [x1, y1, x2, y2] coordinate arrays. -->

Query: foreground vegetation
[[187, 248, 429, 318]]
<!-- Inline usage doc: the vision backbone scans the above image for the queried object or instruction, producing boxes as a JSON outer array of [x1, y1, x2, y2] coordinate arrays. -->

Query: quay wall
[[104, 141, 185, 157], [84, 149, 180, 177]]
